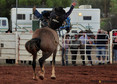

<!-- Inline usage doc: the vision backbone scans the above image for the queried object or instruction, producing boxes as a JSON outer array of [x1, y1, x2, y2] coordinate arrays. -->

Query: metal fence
[[0, 32, 62, 64], [62, 32, 110, 65], [0, 30, 116, 65]]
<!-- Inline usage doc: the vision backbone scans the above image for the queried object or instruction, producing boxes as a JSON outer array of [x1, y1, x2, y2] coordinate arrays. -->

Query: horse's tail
[[25, 38, 41, 55]]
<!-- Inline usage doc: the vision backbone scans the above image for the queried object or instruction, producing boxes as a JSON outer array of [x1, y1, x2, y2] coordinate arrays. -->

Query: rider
[[33, 2, 76, 31]]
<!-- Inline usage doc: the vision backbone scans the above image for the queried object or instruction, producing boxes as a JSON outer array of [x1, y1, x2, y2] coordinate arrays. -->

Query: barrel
[[32, 20, 40, 31]]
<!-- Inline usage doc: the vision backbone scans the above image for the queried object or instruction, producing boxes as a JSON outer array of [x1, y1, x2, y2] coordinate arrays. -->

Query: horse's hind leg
[[38, 52, 52, 80], [51, 49, 57, 79], [32, 54, 37, 80]]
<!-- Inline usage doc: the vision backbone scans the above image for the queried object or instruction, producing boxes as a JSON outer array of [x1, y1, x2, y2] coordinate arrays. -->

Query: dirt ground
[[0, 64, 117, 84]]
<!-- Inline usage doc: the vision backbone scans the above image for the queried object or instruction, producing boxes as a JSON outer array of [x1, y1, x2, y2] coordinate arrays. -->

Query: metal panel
[[0, 33, 16, 59]]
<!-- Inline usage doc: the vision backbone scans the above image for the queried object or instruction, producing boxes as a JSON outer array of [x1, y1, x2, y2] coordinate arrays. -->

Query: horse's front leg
[[32, 55, 38, 80], [51, 50, 57, 79]]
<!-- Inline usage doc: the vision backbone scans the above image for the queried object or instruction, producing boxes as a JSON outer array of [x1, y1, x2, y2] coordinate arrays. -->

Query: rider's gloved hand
[[33, 6, 36, 13], [72, 2, 76, 6]]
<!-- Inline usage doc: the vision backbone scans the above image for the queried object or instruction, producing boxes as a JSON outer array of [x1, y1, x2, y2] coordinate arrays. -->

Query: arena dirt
[[0, 64, 117, 84]]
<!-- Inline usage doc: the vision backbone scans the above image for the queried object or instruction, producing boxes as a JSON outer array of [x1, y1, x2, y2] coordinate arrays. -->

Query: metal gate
[[62, 32, 110, 65]]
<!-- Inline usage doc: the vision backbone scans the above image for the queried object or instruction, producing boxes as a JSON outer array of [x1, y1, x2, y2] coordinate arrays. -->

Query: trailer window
[[2, 20, 6, 26], [83, 16, 91, 20], [17, 14, 25, 20], [30, 14, 38, 20]]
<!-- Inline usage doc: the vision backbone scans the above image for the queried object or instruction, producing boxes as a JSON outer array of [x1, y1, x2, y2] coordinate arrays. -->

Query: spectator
[[113, 37, 117, 63], [61, 34, 70, 66], [70, 34, 81, 66], [79, 32, 88, 66], [95, 29, 108, 65], [113, 31, 117, 36], [86, 36, 93, 66]]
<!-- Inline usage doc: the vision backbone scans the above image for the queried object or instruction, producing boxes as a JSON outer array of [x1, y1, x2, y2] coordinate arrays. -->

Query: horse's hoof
[[33, 78, 38, 81], [39, 75, 44, 80], [51, 76, 56, 79], [38, 71, 45, 80], [33, 77, 38, 80]]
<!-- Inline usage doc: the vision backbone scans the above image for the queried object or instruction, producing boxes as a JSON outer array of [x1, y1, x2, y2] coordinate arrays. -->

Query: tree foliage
[[18, 0, 42, 7], [110, 0, 117, 13], [0, 0, 71, 19], [0, 0, 117, 30], [0, 0, 16, 19]]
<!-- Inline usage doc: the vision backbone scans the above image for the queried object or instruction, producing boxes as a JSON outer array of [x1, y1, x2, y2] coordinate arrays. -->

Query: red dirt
[[0, 64, 117, 84]]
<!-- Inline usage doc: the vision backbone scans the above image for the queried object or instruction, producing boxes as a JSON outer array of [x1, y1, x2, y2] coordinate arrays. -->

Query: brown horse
[[25, 27, 59, 80]]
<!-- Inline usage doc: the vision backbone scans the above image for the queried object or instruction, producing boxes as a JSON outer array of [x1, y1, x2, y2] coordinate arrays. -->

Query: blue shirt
[[34, 10, 43, 19], [60, 17, 71, 29]]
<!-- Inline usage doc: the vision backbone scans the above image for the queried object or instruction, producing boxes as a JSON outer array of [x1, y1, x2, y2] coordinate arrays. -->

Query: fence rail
[[0, 29, 116, 65]]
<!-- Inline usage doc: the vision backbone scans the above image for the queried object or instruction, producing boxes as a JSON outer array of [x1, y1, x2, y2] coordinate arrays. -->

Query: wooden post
[[15, 32, 19, 64]]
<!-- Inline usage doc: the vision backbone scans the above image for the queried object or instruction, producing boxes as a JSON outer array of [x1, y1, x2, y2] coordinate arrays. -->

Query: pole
[[16, 0, 18, 31], [15, 0, 18, 64], [104, 0, 107, 18], [110, 31, 112, 64]]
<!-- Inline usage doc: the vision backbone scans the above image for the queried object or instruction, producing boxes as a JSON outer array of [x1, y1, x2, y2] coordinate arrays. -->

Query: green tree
[[0, 0, 16, 19], [18, 0, 71, 8], [110, 0, 117, 13], [46, 0, 54, 7], [46, 0, 71, 8], [18, 0, 41, 7]]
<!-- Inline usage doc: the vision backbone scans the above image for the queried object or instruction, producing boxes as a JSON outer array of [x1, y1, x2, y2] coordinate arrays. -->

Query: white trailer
[[10, 6, 100, 33], [11, 8, 33, 32], [66, 5, 100, 34], [0, 17, 9, 32], [10, 8, 52, 32]]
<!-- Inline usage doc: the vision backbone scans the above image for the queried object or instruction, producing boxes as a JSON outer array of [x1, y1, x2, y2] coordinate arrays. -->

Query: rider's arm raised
[[64, 2, 76, 19], [33, 6, 43, 19]]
